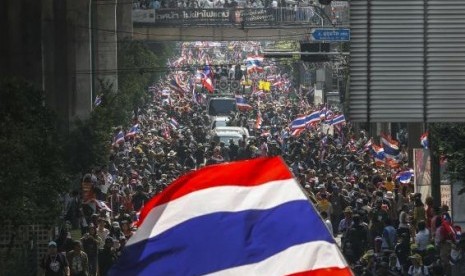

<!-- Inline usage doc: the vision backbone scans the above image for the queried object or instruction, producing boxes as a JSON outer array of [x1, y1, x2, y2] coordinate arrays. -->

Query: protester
[[407, 253, 429, 276], [40, 241, 70, 276], [58, 40, 451, 274], [66, 240, 89, 276]]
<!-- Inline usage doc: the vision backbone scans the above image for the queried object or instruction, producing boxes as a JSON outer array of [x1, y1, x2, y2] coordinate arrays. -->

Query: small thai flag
[[235, 95, 253, 111], [125, 124, 140, 138], [396, 170, 414, 184], [420, 131, 428, 149], [112, 131, 125, 146], [169, 118, 180, 129], [381, 133, 400, 159]]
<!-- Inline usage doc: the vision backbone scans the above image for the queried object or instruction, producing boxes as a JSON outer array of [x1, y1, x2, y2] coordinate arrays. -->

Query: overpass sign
[[311, 28, 350, 42]]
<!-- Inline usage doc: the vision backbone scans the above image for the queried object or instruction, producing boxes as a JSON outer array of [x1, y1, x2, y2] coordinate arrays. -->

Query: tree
[[0, 78, 70, 225], [431, 123, 465, 195], [64, 41, 172, 175]]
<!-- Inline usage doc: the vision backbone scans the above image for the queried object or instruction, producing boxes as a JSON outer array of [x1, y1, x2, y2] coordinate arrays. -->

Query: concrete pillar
[[1, 0, 43, 84], [66, 0, 94, 120], [41, 0, 58, 113], [117, 0, 133, 41], [94, 0, 118, 94], [407, 122, 423, 168]]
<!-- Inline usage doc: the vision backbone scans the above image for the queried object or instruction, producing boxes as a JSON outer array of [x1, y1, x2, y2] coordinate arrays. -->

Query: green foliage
[[64, 41, 169, 175], [431, 123, 465, 194], [0, 78, 70, 225], [118, 41, 159, 111]]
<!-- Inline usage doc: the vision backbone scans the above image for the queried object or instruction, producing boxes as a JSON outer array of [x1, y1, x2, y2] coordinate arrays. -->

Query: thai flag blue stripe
[[290, 117, 309, 129], [383, 146, 399, 156], [109, 200, 333, 276]]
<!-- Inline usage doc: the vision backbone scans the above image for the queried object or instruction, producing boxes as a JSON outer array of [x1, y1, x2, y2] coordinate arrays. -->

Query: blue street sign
[[311, 28, 350, 41]]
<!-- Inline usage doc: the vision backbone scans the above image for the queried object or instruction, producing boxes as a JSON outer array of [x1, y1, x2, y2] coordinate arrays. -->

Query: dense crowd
[[134, 0, 317, 9], [39, 41, 465, 276]]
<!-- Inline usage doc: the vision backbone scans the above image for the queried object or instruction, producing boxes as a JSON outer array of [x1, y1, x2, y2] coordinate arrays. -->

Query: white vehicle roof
[[214, 126, 249, 137], [212, 131, 243, 145], [210, 116, 230, 130]]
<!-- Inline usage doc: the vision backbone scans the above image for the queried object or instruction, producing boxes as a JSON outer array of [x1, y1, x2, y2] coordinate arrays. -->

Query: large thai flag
[[235, 95, 253, 111], [306, 110, 322, 125], [319, 106, 329, 120], [420, 131, 428, 149], [380, 133, 400, 159], [109, 157, 351, 276], [290, 115, 310, 130], [291, 128, 305, 137], [330, 114, 346, 126]]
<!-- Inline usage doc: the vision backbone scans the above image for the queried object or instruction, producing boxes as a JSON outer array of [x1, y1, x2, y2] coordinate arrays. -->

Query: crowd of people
[[134, 0, 318, 9], [39, 41, 465, 276]]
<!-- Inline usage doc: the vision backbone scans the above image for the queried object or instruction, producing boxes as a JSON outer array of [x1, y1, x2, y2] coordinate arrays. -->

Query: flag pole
[[429, 123, 441, 208]]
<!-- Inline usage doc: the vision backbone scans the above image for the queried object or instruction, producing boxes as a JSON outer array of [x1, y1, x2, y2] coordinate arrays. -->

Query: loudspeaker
[[230, 80, 241, 92]]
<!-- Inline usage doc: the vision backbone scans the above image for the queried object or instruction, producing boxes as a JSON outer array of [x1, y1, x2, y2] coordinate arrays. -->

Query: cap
[[48, 241, 57, 247], [409, 253, 422, 260], [426, 244, 435, 251], [362, 249, 374, 259]]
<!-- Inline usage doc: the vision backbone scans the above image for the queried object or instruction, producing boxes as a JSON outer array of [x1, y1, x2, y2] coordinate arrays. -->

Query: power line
[[73, 62, 264, 75]]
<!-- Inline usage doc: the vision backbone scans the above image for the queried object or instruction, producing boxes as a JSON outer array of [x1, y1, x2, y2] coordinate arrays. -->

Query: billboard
[[413, 148, 431, 203]]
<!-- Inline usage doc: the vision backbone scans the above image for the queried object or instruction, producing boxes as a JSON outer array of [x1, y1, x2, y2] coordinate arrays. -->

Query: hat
[[48, 241, 57, 247], [344, 206, 353, 213], [112, 222, 120, 228], [385, 191, 394, 199], [362, 249, 375, 259], [167, 150, 177, 157], [426, 244, 435, 251], [409, 253, 422, 261], [356, 198, 363, 204]]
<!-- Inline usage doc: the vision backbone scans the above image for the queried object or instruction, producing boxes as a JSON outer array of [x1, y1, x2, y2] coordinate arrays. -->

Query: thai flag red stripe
[[287, 267, 353, 276], [138, 157, 292, 226]]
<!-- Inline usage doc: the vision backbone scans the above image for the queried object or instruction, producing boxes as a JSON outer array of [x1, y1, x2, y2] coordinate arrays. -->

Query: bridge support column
[[66, 0, 94, 120], [117, 0, 132, 40], [94, 0, 118, 94]]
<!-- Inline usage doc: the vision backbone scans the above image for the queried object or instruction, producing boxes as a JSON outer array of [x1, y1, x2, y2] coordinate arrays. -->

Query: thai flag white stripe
[[127, 179, 306, 246], [205, 241, 347, 276]]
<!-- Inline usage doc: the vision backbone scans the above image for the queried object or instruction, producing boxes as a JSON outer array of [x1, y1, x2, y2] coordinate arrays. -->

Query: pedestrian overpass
[[132, 6, 349, 41]]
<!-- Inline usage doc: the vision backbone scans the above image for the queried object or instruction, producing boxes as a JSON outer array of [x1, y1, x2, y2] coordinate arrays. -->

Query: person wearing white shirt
[[321, 211, 333, 237], [96, 218, 110, 249], [415, 220, 431, 252]]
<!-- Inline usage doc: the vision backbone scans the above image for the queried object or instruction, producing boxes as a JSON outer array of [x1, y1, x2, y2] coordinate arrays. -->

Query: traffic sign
[[311, 28, 350, 42]]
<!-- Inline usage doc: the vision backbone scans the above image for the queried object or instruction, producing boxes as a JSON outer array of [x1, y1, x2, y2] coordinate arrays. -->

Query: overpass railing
[[133, 7, 347, 28]]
